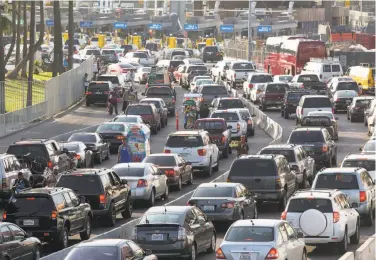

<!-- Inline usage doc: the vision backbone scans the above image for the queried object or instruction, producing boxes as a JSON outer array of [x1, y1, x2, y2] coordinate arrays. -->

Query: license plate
[[23, 220, 35, 226], [240, 253, 251, 260], [180, 153, 190, 157], [95, 92, 101, 94], [203, 205, 215, 211], [151, 234, 164, 241]]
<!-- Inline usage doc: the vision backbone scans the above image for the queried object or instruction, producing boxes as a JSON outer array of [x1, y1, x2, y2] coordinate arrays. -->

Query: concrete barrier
[[355, 236, 375, 260], [339, 252, 355, 260]]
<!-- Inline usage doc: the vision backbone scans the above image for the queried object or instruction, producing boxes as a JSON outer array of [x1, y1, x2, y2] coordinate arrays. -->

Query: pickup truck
[[226, 61, 256, 88], [288, 74, 327, 94], [142, 85, 175, 116], [194, 118, 232, 158], [300, 116, 338, 140], [124, 51, 155, 66]]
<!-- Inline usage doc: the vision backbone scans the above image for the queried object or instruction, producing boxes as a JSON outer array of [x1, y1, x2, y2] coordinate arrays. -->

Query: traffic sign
[[46, 20, 54, 27], [257, 25, 272, 33], [220, 25, 234, 33], [184, 24, 198, 31], [79, 21, 93, 28], [149, 23, 162, 30], [114, 22, 127, 29]]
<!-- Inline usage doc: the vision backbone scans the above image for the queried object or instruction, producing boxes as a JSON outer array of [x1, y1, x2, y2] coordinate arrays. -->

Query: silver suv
[[312, 167, 375, 226]]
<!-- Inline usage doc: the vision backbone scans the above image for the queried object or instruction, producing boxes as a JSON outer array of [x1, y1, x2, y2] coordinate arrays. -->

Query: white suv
[[281, 189, 360, 253], [209, 109, 248, 139], [296, 95, 333, 124], [163, 130, 220, 177]]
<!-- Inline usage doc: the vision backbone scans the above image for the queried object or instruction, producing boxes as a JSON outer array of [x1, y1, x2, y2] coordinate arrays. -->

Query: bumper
[[334, 103, 350, 110], [356, 202, 369, 216], [168, 176, 181, 186], [137, 240, 192, 257], [86, 96, 108, 104], [254, 190, 284, 202], [190, 157, 211, 171], [201, 209, 239, 221], [350, 111, 364, 118], [284, 105, 297, 113], [131, 187, 153, 201], [262, 100, 283, 106], [27, 228, 59, 241]]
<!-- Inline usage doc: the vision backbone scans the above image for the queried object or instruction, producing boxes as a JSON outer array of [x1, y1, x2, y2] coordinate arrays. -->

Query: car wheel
[[161, 118, 165, 128], [223, 145, 229, 158], [213, 156, 219, 172], [121, 196, 133, 219], [350, 114, 355, 122], [332, 155, 337, 166], [56, 226, 69, 250], [96, 153, 103, 164], [281, 110, 284, 117], [338, 229, 348, 254], [333, 109, 337, 114], [34, 245, 42, 260], [296, 117, 299, 125], [175, 177, 182, 191], [278, 191, 287, 211], [187, 171, 193, 185], [106, 203, 116, 226], [250, 129, 255, 136], [162, 185, 169, 200], [284, 111, 289, 119], [148, 189, 155, 207], [90, 158, 94, 167], [364, 208, 374, 226], [229, 146, 232, 154], [165, 118, 168, 125], [347, 112, 350, 120], [152, 125, 158, 134], [205, 159, 212, 177], [350, 219, 360, 244], [105, 149, 110, 160], [189, 244, 196, 260], [85, 101, 91, 106], [79, 216, 92, 240], [365, 118, 368, 126], [206, 233, 216, 253]]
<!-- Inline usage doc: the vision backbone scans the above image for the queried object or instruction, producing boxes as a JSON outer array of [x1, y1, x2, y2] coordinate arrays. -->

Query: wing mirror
[[359, 147, 363, 152], [335, 117, 339, 120], [121, 179, 128, 185], [297, 232, 304, 238], [178, 163, 183, 167], [227, 125, 232, 129], [80, 195, 86, 204], [251, 114, 256, 117], [370, 123, 375, 127], [141, 92, 145, 96], [291, 165, 299, 171], [186, 161, 192, 165]]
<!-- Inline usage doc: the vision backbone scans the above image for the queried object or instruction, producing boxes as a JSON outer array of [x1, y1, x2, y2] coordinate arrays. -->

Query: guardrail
[[338, 235, 376, 260]]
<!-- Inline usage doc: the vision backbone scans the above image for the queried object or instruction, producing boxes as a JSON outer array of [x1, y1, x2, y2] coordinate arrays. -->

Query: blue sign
[[257, 25, 272, 33], [114, 22, 127, 29], [220, 24, 234, 33], [148, 23, 162, 30], [184, 24, 199, 31], [46, 20, 54, 27], [79, 21, 93, 28]]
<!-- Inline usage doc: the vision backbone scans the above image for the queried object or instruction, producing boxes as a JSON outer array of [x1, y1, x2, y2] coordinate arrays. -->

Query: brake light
[[2, 211, 6, 220], [300, 84, 304, 88], [359, 191, 367, 202], [319, 74, 322, 79], [172, 98, 176, 104], [226, 178, 230, 182], [300, 108, 303, 115], [197, 149, 207, 156], [99, 194, 106, 204], [110, 69, 117, 72], [51, 210, 57, 220], [74, 50, 78, 54], [123, 69, 128, 73], [187, 201, 196, 206], [85, 91, 92, 95], [221, 202, 234, 208], [116, 135, 124, 140], [265, 248, 279, 259], [75, 154, 81, 160], [216, 248, 226, 259], [335, 98, 339, 102], [177, 227, 187, 240], [200, 97, 204, 102], [248, 83, 253, 89], [275, 177, 281, 189], [165, 170, 175, 176], [354, 106, 360, 110], [137, 179, 148, 187], [234, 73, 236, 78], [322, 145, 328, 152], [332, 108, 335, 114], [164, 149, 171, 153], [333, 211, 340, 223], [237, 123, 240, 131], [47, 161, 53, 169], [281, 211, 287, 220]]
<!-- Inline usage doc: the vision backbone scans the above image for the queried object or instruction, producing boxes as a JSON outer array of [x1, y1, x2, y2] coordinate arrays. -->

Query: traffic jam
[[0, 34, 375, 260]]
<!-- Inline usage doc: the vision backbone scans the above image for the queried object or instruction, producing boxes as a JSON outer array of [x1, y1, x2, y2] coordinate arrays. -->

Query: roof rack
[[18, 138, 49, 142], [292, 189, 339, 197]]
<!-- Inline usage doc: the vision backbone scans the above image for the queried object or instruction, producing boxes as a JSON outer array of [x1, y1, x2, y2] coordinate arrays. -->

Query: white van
[[302, 58, 343, 82]]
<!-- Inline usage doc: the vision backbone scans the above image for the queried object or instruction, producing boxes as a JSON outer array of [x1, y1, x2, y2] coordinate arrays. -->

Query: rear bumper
[[334, 103, 350, 110], [311, 154, 331, 165], [137, 240, 192, 257], [86, 96, 108, 104], [92, 208, 110, 217], [262, 100, 283, 106], [202, 210, 239, 221], [190, 157, 211, 170], [284, 105, 297, 113], [350, 111, 364, 118], [23, 227, 60, 241], [131, 187, 152, 201], [254, 190, 284, 202], [167, 176, 180, 186], [355, 202, 369, 216]]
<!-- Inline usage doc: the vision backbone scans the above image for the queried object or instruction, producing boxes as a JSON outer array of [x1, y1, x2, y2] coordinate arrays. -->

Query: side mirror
[[25, 232, 32, 238], [227, 125, 232, 129], [291, 165, 299, 171], [228, 90, 232, 94], [145, 249, 152, 256], [359, 147, 363, 152], [121, 179, 128, 185], [242, 77, 246, 81], [178, 163, 183, 167], [79, 195, 86, 204], [297, 232, 304, 238], [370, 124, 375, 127], [351, 202, 359, 208], [62, 148, 69, 154], [251, 114, 256, 117]]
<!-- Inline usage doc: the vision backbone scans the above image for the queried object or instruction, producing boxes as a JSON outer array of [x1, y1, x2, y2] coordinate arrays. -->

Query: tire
[[326, 158, 332, 168], [206, 233, 216, 253], [148, 189, 155, 206], [347, 112, 350, 120], [105, 149, 110, 160], [213, 156, 219, 172], [253, 205, 258, 219], [281, 110, 284, 117], [229, 146, 232, 154], [284, 111, 289, 119], [90, 158, 94, 167], [338, 229, 348, 254], [334, 109, 337, 114], [85, 101, 91, 106], [278, 191, 287, 211], [223, 145, 229, 158], [79, 216, 92, 240], [34, 245, 42, 260], [250, 129, 255, 136], [365, 118, 368, 126], [350, 115, 355, 122], [364, 208, 374, 226], [205, 160, 212, 177], [350, 220, 360, 244], [162, 185, 169, 200], [332, 155, 337, 166], [121, 196, 132, 219], [106, 203, 116, 227], [96, 153, 103, 164], [189, 244, 196, 260], [56, 226, 69, 250], [152, 126, 157, 134], [157, 122, 161, 131], [296, 117, 299, 125], [161, 118, 165, 128], [187, 171, 194, 185], [175, 177, 182, 191]]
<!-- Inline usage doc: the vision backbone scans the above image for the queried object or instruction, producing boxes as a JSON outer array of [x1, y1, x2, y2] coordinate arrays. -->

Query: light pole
[[247, 0, 253, 61]]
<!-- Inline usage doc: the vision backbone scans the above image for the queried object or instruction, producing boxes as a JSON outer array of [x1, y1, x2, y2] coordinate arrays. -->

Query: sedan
[[188, 182, 257, 223], [112, 115, 151, 128], [65, 239, 157, 260], [347, 96, 374, 122], [132, 206, 216, 259], [217, 219, 307, 260], [96, 122, 130, 151], [68, 132, 110, 164], [235, 108, 256, 136], [112, 162, 168, 206], [143, 153, 193, 190], [331, 90, 358, 113], [59, 141, 94, 168], [0, 222, 42, 260], [190, 79, 215, 93]]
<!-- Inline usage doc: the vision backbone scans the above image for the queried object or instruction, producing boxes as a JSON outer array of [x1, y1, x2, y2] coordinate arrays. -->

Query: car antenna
[[145, 214, 149, 224]]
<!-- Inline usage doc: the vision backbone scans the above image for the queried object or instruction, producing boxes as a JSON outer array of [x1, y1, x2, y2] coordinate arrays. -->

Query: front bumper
[[137, 240, 192, 257]]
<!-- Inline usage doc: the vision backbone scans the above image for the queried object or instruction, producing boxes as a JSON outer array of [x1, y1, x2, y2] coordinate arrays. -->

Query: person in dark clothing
[[13, 172, 31, 192], [237, 135, 249, 157], [108, 90, 119, 115]]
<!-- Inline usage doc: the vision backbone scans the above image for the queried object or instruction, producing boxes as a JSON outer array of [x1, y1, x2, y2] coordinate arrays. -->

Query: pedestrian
[[63, 55, 68, 71], [122, 88, 130, 113], [117, 137, 133, 163], [236, 135, 249, 157], [108, 90, 119, 115]]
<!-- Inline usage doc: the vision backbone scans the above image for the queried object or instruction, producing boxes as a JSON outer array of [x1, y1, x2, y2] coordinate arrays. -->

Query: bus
[[264, 37, 326, 75]]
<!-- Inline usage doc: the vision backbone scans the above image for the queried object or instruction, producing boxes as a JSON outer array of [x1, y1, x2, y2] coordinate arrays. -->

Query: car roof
[[303, 95, 329, 99], [113, 162, 153, 169], [344, 153, 376, 161], [147, 153, 176, 157], [197, 182, 238, 188], [64, 168, 106, 176], [78, 239, 127, 247], [114, 115, 141, 118], [141, 98, 164, 102], [232, 219, 283, 227], [319, 167, 361, 174], [146, 206, 191, 214], [213, 109, 239, 113], [291, 189, 341, 199], [292, 127, 323, 132], [262, 144, 297, 150], [170, 130, 203, 136]]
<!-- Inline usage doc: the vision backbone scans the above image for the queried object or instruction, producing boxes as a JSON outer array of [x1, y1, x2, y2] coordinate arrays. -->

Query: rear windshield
[[194, 187, 233, 197], [204, 46, 218, 52], [68, 134, 96, 143], [7, 145, 47, 158], [297, 75, 319, 82], [187, 66, 207, 73], [66, 247, 118, 260], [170, 60, 184, 67], [229, 159, 277, 177], [113, 117, 138, 123], [336, 91, 357, 98], [342, 160, 375, 172], [287, 198, 333, 213], [260, 149, 295, 162], [266, 84, 287, 93], [97, 124, 125, 132], [57, 175, 103, 194], [112, 167, 145, 177], [6, 196, 55, 214], [133, 52, 148, 58], [211, 112, 239, 122], [145, 43, 158, 51], [201, 86, 228, 95], [60, 143, 81, 152], [97, 76, 119, 85], [225, 227, 274, 242], [288, 131, 324, 143], [146, 87, 171, 95], [337, 82, 358, 91], [303, 98, 332, 108], [355, 99, 372, 107], [251, 75, 273, 83], [315, 173, 359, 189], [171, 51, 186, 57], [195, 121, 224, 131], [141, 100, 160, 108], [143, 156, 176, 167], [302, 117, 331, 126], [126, 106, 152, 115], [218, 99, 244, 109], [166, 136, 203, 148], [85, 50, 100, 55], [88, 83, 109, 91], [288, 92, 310, 101], [102, 50, 115, 55], [139, 213, 182, 225], [119, 64, 135, 69], [91, 37, 98, 42], [232, 63, 254, 70]]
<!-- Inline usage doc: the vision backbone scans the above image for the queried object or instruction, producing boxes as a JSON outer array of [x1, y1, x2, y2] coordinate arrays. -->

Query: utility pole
[[247, 0, 253, 61]]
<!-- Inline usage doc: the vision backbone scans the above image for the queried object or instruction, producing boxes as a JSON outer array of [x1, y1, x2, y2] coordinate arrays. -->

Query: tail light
[[99, 194, 106, 204], [332, 108, 335, 114], [359, 191, 367, 202], [319, 74, 322, 79], [51, 210, 57, 220], [75, 154, 81, 160], [177, 227, 187, 240], [216, 248, 226, 259], [2, 178, 7, 188], [47, 161, 53, 169], [74, 50, 78, 54], [172, 98, 176, 104], [165, 170, 175, 176], [281, 211, 287, 220], [164, 149, 171, 153], [197, 149, 207, 156], [116, 135, 124, 140], [226, 178, 230, 182], [187, 201, 196, 206], [265, 248, 279, 259], [221, 202, 234, 208], [85, 91, 92, 95], [131, 227, 138, 240], [300, 84, 304, 88], [221, 135, 226, 143], [248, 83, 253, 89], [354, 106, 360, 110], [236, 123, 240, 131], [333, 211, 340, 223], [256, 89, 261, 94], [123, 69, 129, 73], [146, 83, 149, 88], [200, 97, 204, 102], [2, 211, 6, 220], [322, 145, 328, 152], [300, 108, 303, 115], [275, 177, 281, 189], [335, 98, 339, 102], [137, 179, 148, 187], [110, 69, 117, 72]]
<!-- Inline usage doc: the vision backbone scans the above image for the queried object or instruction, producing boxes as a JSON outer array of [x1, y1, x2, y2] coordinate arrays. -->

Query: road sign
[[220, 24, 234, 33], [46, 20, 54, 27], [114, 22, 127, 29], [149, 23, 162, 30], [184, 24, 198, 31], [79, 21, 93, 28], [257, 25, 272, 33]]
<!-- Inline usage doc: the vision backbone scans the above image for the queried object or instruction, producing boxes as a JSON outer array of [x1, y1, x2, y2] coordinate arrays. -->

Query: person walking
[[236, 135, 249, 157], [63, 55, 68, 71], [118, 138, 133, 163], [108, 90, 119, 115]]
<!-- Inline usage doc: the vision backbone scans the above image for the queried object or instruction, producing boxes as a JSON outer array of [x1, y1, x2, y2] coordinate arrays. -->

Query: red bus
[[264, 37, 326, 75]]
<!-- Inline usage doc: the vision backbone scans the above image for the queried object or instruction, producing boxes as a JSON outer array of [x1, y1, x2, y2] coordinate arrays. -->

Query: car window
[[57, 175, 104, 194], [52, 193, 66, 211], [193, 186, 233, 197], [185, 209, 196, 224], [201, 86, 228, 95], [63, 192, 73, 207], [127, 241, 144, 257], [278, 225, 289, 242], [211, 112, 239, 121], [111, 172, 121, 184], [314, 173, 359, 190], [8, 224, 25, 240], [146, 87, 172, 95], [259, 149, 295, 163], [218, 99, 244, 109], [225, 226, 274, 242], [166, 135, 203, 147], [288, 130, 324, 143], [97, 124, 126, 132], [284, 223, 297, 240], [6, 195, 55, 215], [126, 106, 152, 115], [229, 159, 277, 177], [303, 98, 332, 108], [0, 226, 13, 243], [113, 166, 145, 177], [143, 156, 176, 166], [342, 159, 375, 172], [68, 134, 97, 143], [287, 198, 333, 213], [193, 207, 206, 222]]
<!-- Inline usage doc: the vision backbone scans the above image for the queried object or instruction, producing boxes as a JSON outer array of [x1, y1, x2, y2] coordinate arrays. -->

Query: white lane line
[[51, 124, 100, 139]]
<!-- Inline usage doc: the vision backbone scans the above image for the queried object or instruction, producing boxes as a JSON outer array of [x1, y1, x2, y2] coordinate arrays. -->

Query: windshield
[[145, 43, 158, 51], [260, 149, 295, 162], [66, 247, 118, 260], [276, 75, 293, 82], [68, 134, 96, 143], [218, 99, 243, 109], [251, 75, 273, 83], [126, 106, 152, 115], [6, 196, 54, 214], [141, 100, 160, 108], [139, 213, 182, 225], [211, 112, 239, 121], [196, 80, 214, 86], [97, 124, 125, 132], [88, 83, 109, 91], [101, 50, 115, 55], [195, 121, 224, 132], [232, 63, 254, 70], [302, 117, 331, 126], [288, 198, 333, 213], [170, 61, 184, 67], [201, 86, 227, 95], [288, 92, 310, 101], [166, 136, 203, 148], [288, 131, 324, 143], [225, 227, 274, 242], [298, 75, 319, 82], [97, 76, 119, 85], [57, 175, 103, 194], [230, 159, 277, 177], [187, 66, 207, 73], [303, 98, 332, 108], [363, 141, 376, 152], [60, 143, 81, 152], [204, 46, 218, 52], [143, 156, 176, 167], [133, 52, 148, 58], [113, 117, 138, 123], [85, 50, 100, 55], [194, 187, 233, 197], [147, 87, 171, 95], [112, 167, 145, 177], [337, 82, 358, 91], [7, 145, 47, 158], [335, 91, 357, 98], [342, 160, 375, 172], [266, 84, 287, 93], [314, 173, 359, 190]]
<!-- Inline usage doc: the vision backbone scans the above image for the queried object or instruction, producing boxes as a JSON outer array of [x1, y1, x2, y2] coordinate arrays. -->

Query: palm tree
[[15, 1, 22, 65], [21, 1, 28, 78], [68, 0, 74, 70], [53, 0, 63, 76]]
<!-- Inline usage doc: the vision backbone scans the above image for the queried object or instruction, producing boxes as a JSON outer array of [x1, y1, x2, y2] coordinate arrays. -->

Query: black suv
[[6, 139, 71, 186], [226, 154, 297, 210], [202, 46, 223, 63], [281, 90, 310, 119], [287, 127, 337, 168], [2, 187, 92, 249], [56, 169, 132, 226]]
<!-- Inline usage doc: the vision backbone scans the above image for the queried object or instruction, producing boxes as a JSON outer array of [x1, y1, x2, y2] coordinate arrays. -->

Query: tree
[[68, 0, 74, 70], [15, 1, 21, 65], [4, 0, 17, 65], [52, 0, 63, 77], [26, 1, 35, 107], [21, 1, 28, 78]]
